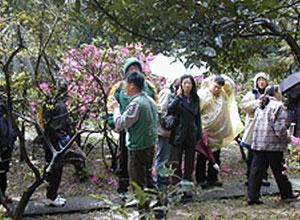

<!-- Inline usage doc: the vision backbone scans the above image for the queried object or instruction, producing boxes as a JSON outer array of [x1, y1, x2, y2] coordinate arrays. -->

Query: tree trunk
[[13, 177, 44, 220]]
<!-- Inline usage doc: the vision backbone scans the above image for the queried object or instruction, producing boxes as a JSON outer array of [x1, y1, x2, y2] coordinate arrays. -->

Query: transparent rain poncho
[[198, 75, 244, 151]]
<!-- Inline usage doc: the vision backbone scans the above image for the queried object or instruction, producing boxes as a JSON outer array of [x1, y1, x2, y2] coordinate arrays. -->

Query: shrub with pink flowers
[[59, 43, 165, 129], [285, 136, 300, 171]]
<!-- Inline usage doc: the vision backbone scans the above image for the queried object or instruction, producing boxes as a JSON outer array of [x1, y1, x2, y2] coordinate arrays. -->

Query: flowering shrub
[[285, 136, 300, 171], [58, 43, 165, 129]]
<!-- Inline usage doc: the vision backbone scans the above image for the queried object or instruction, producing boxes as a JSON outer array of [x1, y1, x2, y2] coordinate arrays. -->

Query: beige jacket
[[158, 78, 178, 137]]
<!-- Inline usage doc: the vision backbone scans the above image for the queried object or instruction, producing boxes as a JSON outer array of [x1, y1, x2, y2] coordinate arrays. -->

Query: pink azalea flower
[[91, 174, 97, 181], [213, 211, 219, 216], [291, 136, 299, 143], [89, 112, 96, 118]]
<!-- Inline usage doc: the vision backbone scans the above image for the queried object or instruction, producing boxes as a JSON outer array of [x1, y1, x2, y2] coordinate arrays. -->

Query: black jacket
[[43, 99, 72, 147], [168, 95, 202, 147]]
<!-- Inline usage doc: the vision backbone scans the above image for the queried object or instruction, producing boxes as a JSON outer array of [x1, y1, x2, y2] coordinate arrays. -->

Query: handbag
[[160, 113, 178, 130], [58, 136, 86, 164], [60, 141, 86, 163], [241, 114, 258, 149]]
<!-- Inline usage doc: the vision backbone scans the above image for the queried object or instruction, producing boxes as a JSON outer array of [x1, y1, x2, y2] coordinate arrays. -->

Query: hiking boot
[[45, 196, 66, 207]]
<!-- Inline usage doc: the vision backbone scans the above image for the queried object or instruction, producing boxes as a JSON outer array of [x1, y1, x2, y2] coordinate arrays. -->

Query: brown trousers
[[128, 146, 155, 190]]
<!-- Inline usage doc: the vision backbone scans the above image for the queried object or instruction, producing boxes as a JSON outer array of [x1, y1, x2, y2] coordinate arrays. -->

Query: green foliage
[[128, 167, 201, 219], [89, 194, 129, 219], [0, 213, 11, 220], [78, 0, 300, 77]]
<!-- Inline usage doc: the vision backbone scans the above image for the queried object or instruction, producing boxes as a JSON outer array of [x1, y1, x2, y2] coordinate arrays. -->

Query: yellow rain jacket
[[198, 74, 243, 151]]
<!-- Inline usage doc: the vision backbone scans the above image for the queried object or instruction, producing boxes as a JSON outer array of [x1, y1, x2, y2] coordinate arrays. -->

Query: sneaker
[[56, 195, 66, 203], [45, 197, 66, 207], [282, 192, 300, 202], [125, 198, 138, 207]]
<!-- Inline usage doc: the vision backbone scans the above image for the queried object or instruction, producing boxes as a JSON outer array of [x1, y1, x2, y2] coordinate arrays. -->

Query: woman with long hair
[[168, 74, 202, 198]]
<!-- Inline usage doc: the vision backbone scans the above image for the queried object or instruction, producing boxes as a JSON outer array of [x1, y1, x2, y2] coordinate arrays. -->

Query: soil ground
[[2, 140, 300, 219]]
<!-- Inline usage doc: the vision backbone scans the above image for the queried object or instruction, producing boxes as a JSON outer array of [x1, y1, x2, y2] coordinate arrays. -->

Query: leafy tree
[[75, 0, 300, 77], [0, 0, 101, 218]]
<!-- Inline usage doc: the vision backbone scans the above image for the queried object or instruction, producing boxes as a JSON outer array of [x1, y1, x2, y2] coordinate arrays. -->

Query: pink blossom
[[80, 106, 86, 111], [39, 83, 51, 93], [213, 211, 219, 216], [236, 85, 242, 90], [91, 174, 97, 181], [282, 170, 287, 175], [89, 112, 96, 118], [283, 163, 289, 169], [291, 136, 299, 143]]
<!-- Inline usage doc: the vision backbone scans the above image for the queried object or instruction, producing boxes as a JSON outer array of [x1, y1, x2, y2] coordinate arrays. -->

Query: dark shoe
[[5, 196, 13, 204], [262, 179, 271, 187], [282, 192, 300, 202], [183, 191, 193, 199], [198, 181, 208, 189], [207, 181, 223, 187], [119, 192, 127, 201], [0, 196, 13, 204], [244, 181, 248, 186], [247, 197, 263, 205]]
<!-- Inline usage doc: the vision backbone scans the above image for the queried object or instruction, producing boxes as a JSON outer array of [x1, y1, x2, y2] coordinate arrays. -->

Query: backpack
[[0, 115, 16, 151]]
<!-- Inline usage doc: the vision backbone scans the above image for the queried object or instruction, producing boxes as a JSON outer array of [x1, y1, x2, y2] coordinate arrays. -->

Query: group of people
[[1, 56, 299, 208], [107, 57, 300, 205]]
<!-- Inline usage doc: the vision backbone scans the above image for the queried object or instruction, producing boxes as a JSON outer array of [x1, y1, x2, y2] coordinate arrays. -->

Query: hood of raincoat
[[253, 72, 269, 89], [123, 57, 142, 74], [165, 77, 178, 88]]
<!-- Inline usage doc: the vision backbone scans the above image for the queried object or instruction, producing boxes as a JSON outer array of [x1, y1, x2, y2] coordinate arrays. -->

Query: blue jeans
[[155, 135, 172, 188]]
